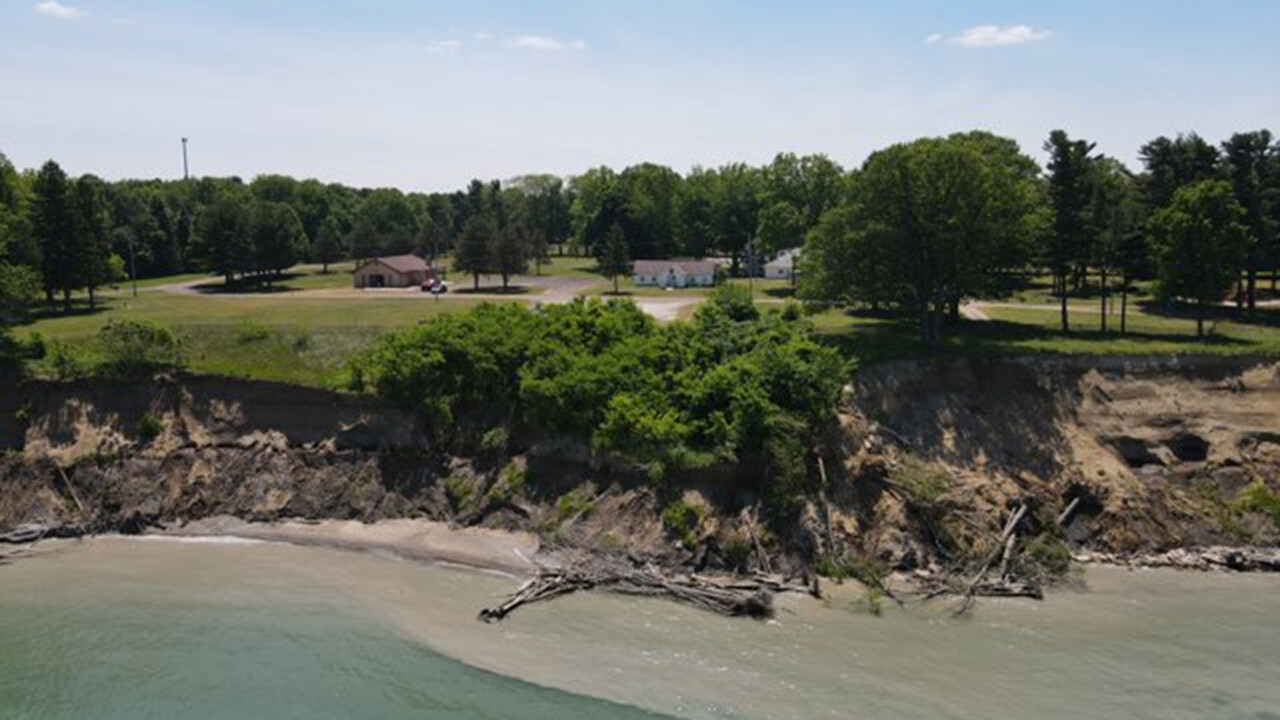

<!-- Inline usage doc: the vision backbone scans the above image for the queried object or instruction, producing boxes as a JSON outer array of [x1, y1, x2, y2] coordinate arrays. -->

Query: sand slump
[[5, 538, 1280, 720]]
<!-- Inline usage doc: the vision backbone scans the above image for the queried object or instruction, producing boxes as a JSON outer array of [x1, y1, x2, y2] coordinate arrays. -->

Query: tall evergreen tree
[[70, 175, 113, 309], [30, 161, 76, 310], [455, 215, 496, 290], [596, 223, 632, 295], [1222, 131, 1275, 309], [1044, 130, 1095, 331], [1139, 133, 1221, 209], [492, 220, 530, 291]]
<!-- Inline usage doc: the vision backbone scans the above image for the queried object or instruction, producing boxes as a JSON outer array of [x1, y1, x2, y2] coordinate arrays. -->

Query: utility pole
[[181, 137, 189, 180], [128, 232, 138, 297]]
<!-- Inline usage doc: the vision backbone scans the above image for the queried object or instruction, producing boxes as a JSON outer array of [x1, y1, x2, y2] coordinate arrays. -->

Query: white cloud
[[425, 39, 464, 54], [571, 39, 587, 51], [473, 32, 492, 41], [34, 1, 86, 20], [945, 25, 1052, 48], [511, 35, 564, 52], [924, 33, 943, 45]]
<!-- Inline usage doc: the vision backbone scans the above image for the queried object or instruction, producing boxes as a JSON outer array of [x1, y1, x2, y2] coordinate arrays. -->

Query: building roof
[[360, 254, 429, 274], [633, 259, 718, 275]]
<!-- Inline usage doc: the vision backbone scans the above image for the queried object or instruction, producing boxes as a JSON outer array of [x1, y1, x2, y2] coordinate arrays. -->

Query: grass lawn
[[16, 292, 495, 387], [992, 271, 1157, 306], [808, 303, 1280, 366], [525, 255, 601, 278]]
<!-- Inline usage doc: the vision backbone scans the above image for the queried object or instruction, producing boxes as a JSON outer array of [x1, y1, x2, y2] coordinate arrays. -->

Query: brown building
[[352, 255, 433, 288]]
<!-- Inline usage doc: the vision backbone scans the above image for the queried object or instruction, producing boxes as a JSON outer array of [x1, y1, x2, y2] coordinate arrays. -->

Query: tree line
[[3, 129, 1278, 335], [0, 150, 845, 308], [801, 129, 1280, 340]]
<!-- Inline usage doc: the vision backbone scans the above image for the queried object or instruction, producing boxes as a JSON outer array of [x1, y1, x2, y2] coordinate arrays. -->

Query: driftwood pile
[[479, 563, 818, 622], [908, 503, 1048, 614]]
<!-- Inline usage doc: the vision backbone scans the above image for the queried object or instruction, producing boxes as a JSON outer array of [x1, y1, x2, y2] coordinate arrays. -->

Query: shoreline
[[155, 516, 543, 576]]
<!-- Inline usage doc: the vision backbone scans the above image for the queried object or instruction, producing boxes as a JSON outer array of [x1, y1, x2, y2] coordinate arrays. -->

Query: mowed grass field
[[17, 259, 1280, 388], [809, 303, 1280, 363], [17, 291, 493, 387]]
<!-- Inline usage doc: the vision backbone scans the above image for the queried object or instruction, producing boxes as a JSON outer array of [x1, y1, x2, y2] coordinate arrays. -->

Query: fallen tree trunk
[[478, 563, 811, 622]]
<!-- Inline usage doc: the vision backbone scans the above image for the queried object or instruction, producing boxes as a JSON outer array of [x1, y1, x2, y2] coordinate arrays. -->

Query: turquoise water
[[4, 538, 1280, 720], [0, 540, 662, 720]]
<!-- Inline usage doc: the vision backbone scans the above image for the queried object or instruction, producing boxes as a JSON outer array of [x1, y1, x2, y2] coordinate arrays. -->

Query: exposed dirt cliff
[[2, 358, 1278, 578], [832, 355, 1280, 571]]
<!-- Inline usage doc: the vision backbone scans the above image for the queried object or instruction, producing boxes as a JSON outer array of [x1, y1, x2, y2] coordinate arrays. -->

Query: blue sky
[[2, 1, 1277, 190]]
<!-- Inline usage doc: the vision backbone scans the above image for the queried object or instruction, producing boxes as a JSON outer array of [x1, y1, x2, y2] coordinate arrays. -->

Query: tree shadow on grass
[[191, 274, 305, 295], [1137, 300, 1280, 330], [815, 310, 1257, 366], [15, 299, 112, 325], [453, 285, 537, 296]]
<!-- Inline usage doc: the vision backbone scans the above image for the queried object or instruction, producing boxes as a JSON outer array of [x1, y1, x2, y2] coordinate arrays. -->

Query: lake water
[[2, 538, 1278, 720]]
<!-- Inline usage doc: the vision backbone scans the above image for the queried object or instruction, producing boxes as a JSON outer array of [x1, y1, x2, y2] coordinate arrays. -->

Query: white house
[[764, 249, 800, 281], [633, 259, 718, 288]]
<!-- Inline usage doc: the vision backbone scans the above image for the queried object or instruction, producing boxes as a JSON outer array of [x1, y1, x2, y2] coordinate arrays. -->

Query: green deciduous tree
[[1149, 180, 1248, 337], [755, 201, 805, 258], [313, 216, 344, 273], [801, 134, 1039, 343], [251, 201, 308, 281], [196, 195, 253, 285]]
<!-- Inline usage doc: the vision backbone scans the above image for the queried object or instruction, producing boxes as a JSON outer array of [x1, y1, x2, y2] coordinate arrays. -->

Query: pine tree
[[596, 223, 632, 295], [455, 215, 496, 290], [30, 161, 75, 311], [70, 175, 112, 309]]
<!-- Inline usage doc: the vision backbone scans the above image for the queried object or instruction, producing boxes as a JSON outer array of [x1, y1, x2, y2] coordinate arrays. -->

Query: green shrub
[[236, 322, 272, 344], [720, 529, 753, 570], [45, 340, 90, 380], [480, 426, 510, 457], [98, 319, 183, 376], [661, 499, 705, 550], [1234, 482, 1280, 527], [292, 330, 313, 351], [555, 486, 594, 522], [705, 284, 759, 322], [351, 298, 844, 479], [892, 456, 951, 504], [1021, 533, 1072, 578], [136, 413, 164, 444]]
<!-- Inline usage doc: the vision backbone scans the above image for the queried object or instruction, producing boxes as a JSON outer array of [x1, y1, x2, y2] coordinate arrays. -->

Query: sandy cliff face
[[2, 359, 1277, 571], [835, 356, 1280, 566]]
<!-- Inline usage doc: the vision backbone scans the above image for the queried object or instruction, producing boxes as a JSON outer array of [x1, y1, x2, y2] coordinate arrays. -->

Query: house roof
[[633, 259, 718, 275], [360, 254, 429, 274]]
